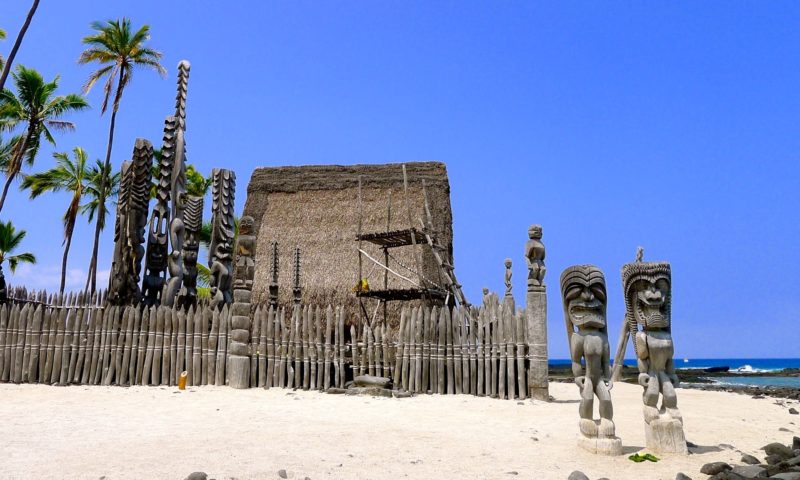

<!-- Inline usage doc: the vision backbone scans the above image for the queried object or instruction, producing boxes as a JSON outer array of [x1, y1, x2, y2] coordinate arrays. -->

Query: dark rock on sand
[[763, 442, 795, 460], [741, 454, 761, 465], [770, 473, 800, 480], [730, 465, 768, 478], [708, 472, 746, 480], [767, 454, 785, 465], [676, 473, 693, 480], [790, 407, 799, 415], [701, 462, 733, 475], [793, 436, 800, 450], [278, 469, 288, 479], [567, 471, 590, 480], [185, 473, 208, 480]]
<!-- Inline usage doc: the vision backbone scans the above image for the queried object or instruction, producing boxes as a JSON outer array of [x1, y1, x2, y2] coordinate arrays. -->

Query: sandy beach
[[1, 382, 797, 480]]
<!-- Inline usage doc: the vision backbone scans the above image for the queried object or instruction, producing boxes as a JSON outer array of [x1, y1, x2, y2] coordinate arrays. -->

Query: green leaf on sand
[[628, 453, 659, 463]]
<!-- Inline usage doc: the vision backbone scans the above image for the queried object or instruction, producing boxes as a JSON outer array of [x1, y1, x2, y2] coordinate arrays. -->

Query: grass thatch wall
[[243, 162, 453, 325]]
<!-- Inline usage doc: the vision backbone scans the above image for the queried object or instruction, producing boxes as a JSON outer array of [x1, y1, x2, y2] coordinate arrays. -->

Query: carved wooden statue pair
[[560, 251, 686, 456]]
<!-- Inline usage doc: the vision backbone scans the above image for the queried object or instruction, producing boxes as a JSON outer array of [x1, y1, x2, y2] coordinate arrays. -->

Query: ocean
[[549, 358, 800, 388]]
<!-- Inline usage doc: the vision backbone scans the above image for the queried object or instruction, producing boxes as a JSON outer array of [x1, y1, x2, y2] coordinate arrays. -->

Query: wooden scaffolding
[[354, 164, 470, 327]]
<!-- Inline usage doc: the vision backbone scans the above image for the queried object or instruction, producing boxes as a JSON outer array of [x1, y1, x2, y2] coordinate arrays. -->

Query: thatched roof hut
[[243, 162, 454, 323]]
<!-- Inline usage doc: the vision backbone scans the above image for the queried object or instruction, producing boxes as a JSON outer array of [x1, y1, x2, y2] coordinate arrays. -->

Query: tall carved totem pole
[[108, 139, 154, 305], [209, 169, 239, 383], [143, 60, 192, 307]]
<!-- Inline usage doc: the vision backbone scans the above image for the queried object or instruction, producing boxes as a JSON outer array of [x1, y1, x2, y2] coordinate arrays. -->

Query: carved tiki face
[[239, 215, 254, 236], [561, 265, 607, 330], [622, 261, 671, 330], [528, 224, 543, 240]]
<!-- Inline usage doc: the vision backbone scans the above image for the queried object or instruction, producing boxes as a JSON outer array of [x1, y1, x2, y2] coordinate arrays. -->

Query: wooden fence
[[0, 292, 529, 400]]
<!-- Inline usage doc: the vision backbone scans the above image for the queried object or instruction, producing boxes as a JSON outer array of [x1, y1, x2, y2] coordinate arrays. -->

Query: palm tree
[[0, 0, 41, 92], [0, 220, 36, 275], [79, 18, 165, 293], [81, 158, 120, 293], [0, 135, 21, 172], [0, 65, 89, 213], [149, 159, 212, 199], [21, 147, 90, 293], [0, 28, 6, 73]]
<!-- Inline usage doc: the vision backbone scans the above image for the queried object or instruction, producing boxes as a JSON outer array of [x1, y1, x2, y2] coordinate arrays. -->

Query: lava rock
[[709, 472, 745, 480], [793, 436, 800, 450], [770, 473, 800, 480], [278, 470, 288, 479], [730, 464, 768, 478], [567, 471, 590, 480], [768, 454, 786, 465], [353, 375, 392, 388], [676, 473, 693, 480], [326, 387, 346, 394], [741, 454, 761, 465], [790, 408, 799, 415], [185, 473, 208, 480], [764, 442, 795, 460], [701, 462, 733, 475]]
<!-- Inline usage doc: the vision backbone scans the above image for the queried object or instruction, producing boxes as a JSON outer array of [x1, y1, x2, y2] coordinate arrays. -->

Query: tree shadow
[[550, 399, 580, 404]]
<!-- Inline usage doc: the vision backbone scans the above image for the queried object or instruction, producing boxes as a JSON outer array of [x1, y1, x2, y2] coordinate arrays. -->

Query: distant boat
[[704, 366, 730, 373], [683, 358, 689, 363]]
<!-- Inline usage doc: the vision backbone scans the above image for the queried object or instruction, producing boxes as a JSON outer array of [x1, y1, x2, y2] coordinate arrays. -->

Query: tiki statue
[[162, 60, 190, 307], [525, 224, 545, 290], [561, 265, 621, 455], [233, 215, 256, 291], [177, 195, 203, 308], [209, 168, 235, 309], [142, 117, 178, 306], [108, 139, 153, 305], [622, 252, 687, 454]]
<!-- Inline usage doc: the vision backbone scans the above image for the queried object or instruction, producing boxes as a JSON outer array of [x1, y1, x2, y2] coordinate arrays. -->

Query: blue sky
[[2, 1, 798, 358]]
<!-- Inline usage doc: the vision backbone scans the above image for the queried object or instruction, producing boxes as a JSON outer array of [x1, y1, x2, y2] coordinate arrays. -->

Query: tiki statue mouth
[[569, 301, 606, 328]]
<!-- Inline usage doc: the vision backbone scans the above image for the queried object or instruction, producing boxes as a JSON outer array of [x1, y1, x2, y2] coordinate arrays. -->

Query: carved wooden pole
[[525, 225, 549, 401]]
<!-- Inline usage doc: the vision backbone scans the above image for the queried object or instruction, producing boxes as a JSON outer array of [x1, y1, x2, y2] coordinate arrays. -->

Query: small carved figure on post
[[525, 225, 545, 291], [233, 216, 256, 291], [504, 258, 513, 296], [561, 265, 621, 455]]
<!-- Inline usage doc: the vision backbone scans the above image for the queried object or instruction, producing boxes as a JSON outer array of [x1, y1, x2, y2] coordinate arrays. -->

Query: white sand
[[1, 382, 797, 480]]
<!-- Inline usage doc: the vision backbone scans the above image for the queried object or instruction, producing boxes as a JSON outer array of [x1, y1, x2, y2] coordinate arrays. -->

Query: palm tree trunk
[[0, 0, 40, 92], [86, 72, 124, 295], [60, 231, 73, 294], [85, 202, 103, 292], [0, 133, 31, 214]]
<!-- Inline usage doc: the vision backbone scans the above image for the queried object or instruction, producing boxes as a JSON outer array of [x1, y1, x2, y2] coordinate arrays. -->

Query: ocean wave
[[732, 364, 780, 373], [677, 364, 782, 373]]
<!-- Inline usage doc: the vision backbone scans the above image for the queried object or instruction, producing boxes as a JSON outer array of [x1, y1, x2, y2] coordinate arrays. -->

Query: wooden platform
[[356, 228, 429, 249], [355, 287, 446, 302]]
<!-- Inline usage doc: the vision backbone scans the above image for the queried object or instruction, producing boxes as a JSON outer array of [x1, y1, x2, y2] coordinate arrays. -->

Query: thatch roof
[[243, 162, 453, 324]]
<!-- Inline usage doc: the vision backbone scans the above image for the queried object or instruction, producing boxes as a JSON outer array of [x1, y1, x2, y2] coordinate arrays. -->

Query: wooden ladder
[[420, 180, 470, 310]]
